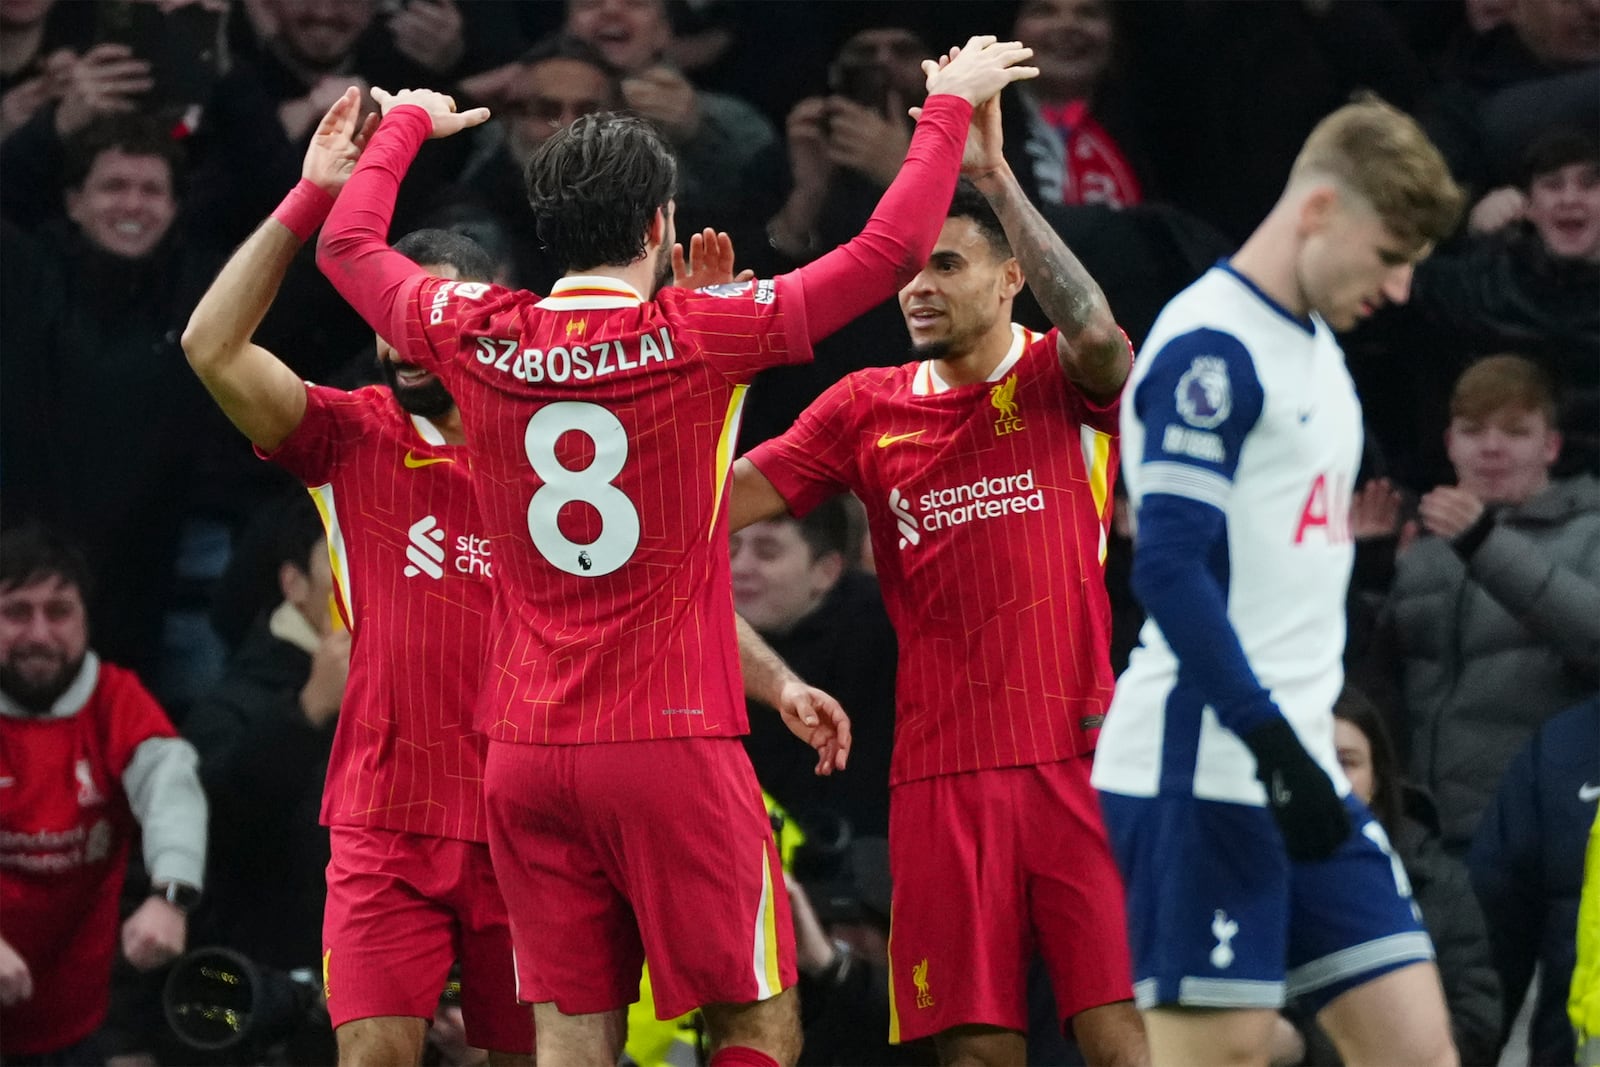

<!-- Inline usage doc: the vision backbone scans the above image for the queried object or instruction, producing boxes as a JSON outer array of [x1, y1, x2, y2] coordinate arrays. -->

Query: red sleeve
[[256, 384, 366, 485], [788, 93, 973, 342], [743, 375, 865, 516], [101, 665, 178, 778], [658, 276, 812, 380], [316, 104, 434, 367], [404, 276, 523, 372]]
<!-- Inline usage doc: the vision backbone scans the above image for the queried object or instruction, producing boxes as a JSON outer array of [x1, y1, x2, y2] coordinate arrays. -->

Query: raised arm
[[316, 88, 489, 348], [791, 36, 1037, 342], [182, 88, 375, 451], [963, 98, 1130, 400]]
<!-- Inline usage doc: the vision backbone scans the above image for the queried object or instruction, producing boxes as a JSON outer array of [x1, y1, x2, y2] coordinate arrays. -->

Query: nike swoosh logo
[[1580, 783, 1600, 802], [877, 430, 926, 448], [403, 451, 454, 469]]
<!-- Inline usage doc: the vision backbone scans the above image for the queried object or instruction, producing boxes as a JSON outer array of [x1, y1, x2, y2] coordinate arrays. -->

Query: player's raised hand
[[776, 680, 852, 776], [672, 227, 755, 289], [922, 36, 1037, 107], [303, 87, 381, 197], [911, 93, 1005, 178], [369, 86, 490, 139]]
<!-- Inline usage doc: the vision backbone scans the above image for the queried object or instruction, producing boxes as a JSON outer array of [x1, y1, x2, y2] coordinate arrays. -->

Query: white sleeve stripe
[[1141, 462, 1231, 508]]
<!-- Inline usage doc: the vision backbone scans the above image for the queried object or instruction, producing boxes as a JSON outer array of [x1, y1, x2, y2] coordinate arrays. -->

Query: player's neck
[[935, 323, 1014, 387], [1230, 213, 1311, 321]]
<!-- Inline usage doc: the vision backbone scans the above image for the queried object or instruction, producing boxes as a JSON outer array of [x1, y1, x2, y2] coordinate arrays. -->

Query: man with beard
[[185, 87, 848, 1067], [0, 526, 207, 1061], [729, 102, 1146, 1066], [313, 35, 1032, 1067], [183, 87, 535, 1067]]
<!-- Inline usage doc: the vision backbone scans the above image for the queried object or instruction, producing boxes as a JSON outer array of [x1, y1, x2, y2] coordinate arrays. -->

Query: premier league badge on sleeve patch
[[1176, 356, 1231, 429]]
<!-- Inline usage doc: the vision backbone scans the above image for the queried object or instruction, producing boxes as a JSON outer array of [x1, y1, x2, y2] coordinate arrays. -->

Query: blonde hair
[[1450, 354, 1557, 424], [1290, 94, 1463, 251]]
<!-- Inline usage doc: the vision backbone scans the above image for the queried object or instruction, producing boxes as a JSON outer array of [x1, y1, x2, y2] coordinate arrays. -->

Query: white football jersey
[[1092, 264, 1362, 805]]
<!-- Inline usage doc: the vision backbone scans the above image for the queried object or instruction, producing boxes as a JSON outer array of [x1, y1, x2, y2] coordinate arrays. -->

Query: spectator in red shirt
[[0, 526, 207, 1061]]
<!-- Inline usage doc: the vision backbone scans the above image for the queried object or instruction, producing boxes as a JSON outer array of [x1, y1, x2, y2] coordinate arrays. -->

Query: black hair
[[62, 115, 184, 192], [271, 493, 327, 576], [1332, 685, 1402, 835], [0, 524, 94, 599], [797, 496, 851, 562], [526, 111, 677, 271], [392, 228, 496, 283], [948, 177, 1011, 259], [1521, 127, 1600, 189]]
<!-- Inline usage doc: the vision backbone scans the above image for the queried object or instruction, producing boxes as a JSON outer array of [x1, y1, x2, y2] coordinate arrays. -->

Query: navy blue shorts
[[1098, 791, 1434, 1013]]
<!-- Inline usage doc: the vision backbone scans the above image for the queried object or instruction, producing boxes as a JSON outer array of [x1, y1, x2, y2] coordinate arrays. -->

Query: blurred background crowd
[[0, 0, 1595, 1064]]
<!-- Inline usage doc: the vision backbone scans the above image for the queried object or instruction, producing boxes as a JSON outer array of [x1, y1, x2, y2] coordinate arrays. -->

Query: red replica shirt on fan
[[399, 275, 811, 744], [265, 385, 492, 841], [0, 660, 174, 1056], [747, 325, 1121, 786]]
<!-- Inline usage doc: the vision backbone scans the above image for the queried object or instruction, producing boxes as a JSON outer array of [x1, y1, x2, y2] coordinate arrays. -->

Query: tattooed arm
[[963, 98, 1131, 400]]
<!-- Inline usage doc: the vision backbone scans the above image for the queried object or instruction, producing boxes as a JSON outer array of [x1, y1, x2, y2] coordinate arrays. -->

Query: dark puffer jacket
[[1376, 476, 1600, 852]]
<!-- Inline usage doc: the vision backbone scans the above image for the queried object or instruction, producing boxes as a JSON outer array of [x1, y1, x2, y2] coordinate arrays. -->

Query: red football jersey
[[266, 385, 492, 840], [400, 275, 811, 744], [746, 325, 1120, 785], [0, 660, 175, 1055]]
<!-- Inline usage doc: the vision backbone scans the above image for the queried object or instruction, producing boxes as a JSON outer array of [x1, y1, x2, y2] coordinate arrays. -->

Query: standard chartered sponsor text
[[916, 469, 1045, 530]]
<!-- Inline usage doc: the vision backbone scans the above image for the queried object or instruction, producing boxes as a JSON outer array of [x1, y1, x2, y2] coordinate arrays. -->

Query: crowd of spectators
[[1, 1, 1595, 1064]]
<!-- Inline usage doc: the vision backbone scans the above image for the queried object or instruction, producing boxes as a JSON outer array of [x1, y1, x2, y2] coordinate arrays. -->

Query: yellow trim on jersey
[[307, 484, 354, 628], [887, 926, 901, 1043], [1081, 424, 1114, 563], [761, 846, 784, 996], [749, 844, 781, 999], [707, 385, 749, 537]]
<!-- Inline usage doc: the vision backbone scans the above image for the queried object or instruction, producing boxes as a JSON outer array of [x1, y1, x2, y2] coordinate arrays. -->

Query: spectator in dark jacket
[[1420, 0, 1599, 195], [184, 494, 345, 974], [0, 117, 271, 687], [1352, 129, 1600, 489], [1469, 695, 1600, 1067], [1360, 355, 1600, 854], [1322, 687, 1501, 1067], [733, 496, 896, 838]]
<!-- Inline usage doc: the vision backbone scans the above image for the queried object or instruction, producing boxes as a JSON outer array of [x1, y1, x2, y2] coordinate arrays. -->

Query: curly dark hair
[[525, 111, 677, 271]]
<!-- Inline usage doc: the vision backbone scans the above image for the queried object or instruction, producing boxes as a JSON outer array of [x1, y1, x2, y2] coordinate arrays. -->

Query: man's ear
[[813, 550, 846, 594], [279, 561, 308, 606], [1297, 184, 1340, 238], [1001, 256, 1026, 301], [1543, 428, 1564, 468]]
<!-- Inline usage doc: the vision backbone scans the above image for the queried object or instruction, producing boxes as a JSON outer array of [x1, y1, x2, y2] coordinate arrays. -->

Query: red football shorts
[[323, 826, 533, 1053], [484, 737, 796, 1020], [886, 755, 1134, 1044]]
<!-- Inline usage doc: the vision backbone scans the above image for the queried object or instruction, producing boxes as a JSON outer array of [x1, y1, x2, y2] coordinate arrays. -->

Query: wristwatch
[[152, 882, 201, 914]]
